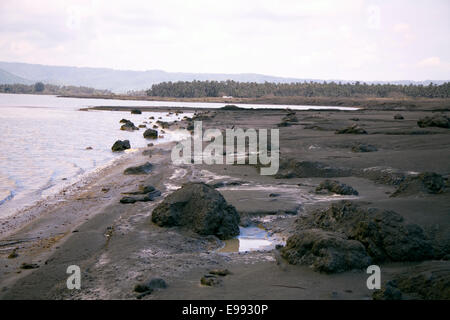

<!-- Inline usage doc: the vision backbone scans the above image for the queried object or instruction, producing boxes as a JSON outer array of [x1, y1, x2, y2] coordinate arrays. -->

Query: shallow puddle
[[219, 226, 281, 253]]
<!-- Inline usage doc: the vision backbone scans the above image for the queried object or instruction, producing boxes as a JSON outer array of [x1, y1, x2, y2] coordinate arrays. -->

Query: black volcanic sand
[[0, 107, 449, 299]]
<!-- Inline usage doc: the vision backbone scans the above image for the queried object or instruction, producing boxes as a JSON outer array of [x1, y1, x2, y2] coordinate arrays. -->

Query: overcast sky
[[0, 0, 449, 81]]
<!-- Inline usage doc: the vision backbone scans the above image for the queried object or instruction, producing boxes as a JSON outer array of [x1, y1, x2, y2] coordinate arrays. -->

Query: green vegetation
[[0, 83, 112, 95], [33, 82, 45, 92], [147, 80, 450, 99]]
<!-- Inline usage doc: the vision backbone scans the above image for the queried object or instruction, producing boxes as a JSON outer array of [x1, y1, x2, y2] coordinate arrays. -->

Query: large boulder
[[280, 229, 371, 273], [297, 201, 434, 262], [111, 140, 131, 152], [143, 128, 158, 139], [373, 261, 450, 300], [151, 182, 240, 239], [417, 114, 449, 128], [391, 172, 446, 196]]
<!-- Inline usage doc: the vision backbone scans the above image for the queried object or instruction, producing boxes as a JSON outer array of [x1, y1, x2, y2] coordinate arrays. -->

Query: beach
[[0, 104, 449, 300]]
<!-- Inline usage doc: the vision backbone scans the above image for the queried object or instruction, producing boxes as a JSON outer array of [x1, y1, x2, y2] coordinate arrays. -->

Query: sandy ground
[[0, 106, 449, 299]]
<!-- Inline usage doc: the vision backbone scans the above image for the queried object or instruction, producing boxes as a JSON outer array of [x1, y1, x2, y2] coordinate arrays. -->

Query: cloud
[[417, 57, 450, 69], [394, 23, 410, 33], [0, 0, 448, 81]]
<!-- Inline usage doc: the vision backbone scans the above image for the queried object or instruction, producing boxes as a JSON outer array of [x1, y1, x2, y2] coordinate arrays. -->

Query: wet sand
[[0, 106, 449, 299]]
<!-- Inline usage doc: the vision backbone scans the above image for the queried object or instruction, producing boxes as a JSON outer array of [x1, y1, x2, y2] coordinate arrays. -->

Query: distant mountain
[[0, 61, 447, 93], [0, 68, 32, 85]]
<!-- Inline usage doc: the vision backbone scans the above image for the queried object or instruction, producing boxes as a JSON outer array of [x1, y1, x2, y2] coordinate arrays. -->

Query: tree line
[[147, 80, 450, 98], [0, 82, 112, 95]]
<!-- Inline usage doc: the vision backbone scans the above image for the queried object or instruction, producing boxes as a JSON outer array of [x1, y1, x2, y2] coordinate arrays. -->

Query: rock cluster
[[281, 201, 435, 273], [417, 114, 449, 128]]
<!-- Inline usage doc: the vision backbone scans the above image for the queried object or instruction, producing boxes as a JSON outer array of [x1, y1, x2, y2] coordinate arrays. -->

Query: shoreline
[[0, 106, 449, 299], [0, 147, 143, 237], [62, 94, 450, 111]]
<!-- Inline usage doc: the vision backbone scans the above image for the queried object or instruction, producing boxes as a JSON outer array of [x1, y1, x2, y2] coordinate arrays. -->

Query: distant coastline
[[62, 94, 450, 111]]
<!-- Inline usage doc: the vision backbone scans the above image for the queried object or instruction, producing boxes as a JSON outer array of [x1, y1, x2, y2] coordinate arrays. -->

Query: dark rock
[[209, 269, 231, 276], [335, 124, 367, 134], [297, 201, 434, 262], [210, 180, 246, 188], [138, 124, 147, 128], [141, 185, 156, 193], [120, 190, 161, 204], [221, 105, 243, 110], [123, 185, 155, 195], [134, 283, 152, 293], [123, 162, 153, 175], [280, 229, 371, 273], [147, 278, 167, 289], [143, 128, 158, 139], [156, 120, 170, 129], [131, 109, 142, 114], [120, 118, 130, 123], [391, 172, 445, 196], [269, 193, 280, 197], [120, 121, 138, 131], [111, 140, 131, 152], [373, 261, 450, 300], [315, 179, 359, 195], [201, 275, 222, 286], [7, 249, 18, 259], [373, 281, 403, 300], [85, 146, 93, 150], [394, 114, 404, 120], [151, 182, 240, 239], [281, 113, 298, 123], [120, 196, 137, 204], [417, 114, 449, 128], [147, 190, 161, 200], [20, 262, 39, 269], [275, 159, 351, 179], [277, 121, 291, 127], [351, 143, 377, 153], [356, 166, 405, 185]]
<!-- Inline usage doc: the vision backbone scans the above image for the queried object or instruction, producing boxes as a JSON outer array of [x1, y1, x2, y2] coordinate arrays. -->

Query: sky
[[0, 0, 449, 81]]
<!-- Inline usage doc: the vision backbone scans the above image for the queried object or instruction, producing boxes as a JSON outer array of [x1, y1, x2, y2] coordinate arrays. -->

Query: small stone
[[201, 275, 222, 286], [20, 263, 39, 269], [209, 269, 231, 276]]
